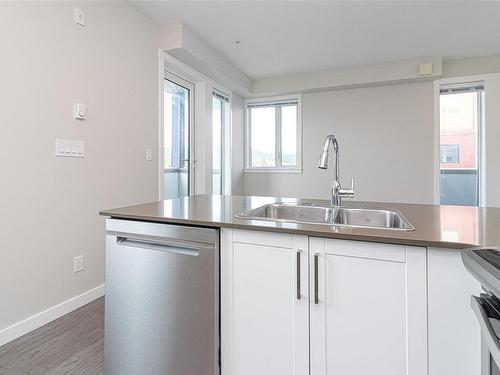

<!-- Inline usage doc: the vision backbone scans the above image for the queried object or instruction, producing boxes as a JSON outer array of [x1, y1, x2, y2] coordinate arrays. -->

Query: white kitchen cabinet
[[427, 247, 481, 375], [221, 229, 309, 375], [221, 230, 480, 375], [309, 238, 428, 375]]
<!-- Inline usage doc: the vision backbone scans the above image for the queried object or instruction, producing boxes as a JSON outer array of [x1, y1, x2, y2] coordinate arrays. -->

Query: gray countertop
[[100, 195, 500, 249]]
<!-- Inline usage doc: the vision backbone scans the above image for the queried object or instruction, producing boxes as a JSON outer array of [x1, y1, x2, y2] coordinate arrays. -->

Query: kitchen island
[[101, 194, 500, 249], [101, 195, 497, 375]]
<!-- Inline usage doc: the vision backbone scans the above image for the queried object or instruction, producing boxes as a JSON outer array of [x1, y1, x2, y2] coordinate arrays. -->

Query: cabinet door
[[221, 229, 309, 375], [310, 238, 427, 375], [427, 247, 481, 375]]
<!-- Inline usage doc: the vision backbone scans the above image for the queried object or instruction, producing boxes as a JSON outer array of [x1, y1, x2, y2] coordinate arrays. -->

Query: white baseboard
[[0, 284, 105, 347]]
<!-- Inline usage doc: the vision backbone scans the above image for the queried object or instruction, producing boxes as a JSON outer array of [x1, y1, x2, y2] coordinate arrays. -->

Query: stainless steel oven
[[462, 248, 500, 375]]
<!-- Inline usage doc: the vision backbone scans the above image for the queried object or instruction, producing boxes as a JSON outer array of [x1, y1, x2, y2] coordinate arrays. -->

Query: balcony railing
[[440, 169, 479, 206]]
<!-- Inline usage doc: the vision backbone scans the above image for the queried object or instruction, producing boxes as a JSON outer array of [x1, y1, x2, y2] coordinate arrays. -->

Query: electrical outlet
[[74, 255, 85, 273]]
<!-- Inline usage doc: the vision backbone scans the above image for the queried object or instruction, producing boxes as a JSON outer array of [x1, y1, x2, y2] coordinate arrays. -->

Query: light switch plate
[[145, 148, 153, 161], [55, 139, 84, 158]]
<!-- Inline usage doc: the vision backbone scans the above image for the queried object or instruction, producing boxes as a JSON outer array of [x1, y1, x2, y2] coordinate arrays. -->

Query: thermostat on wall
[[75, 8, 86, 26], [73, 103, 86, 120]]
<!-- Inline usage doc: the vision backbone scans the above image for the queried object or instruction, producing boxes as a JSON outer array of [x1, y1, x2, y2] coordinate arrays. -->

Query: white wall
[[250, 54, 500, 96], [443, 55, 500, 78], [160, 22, 252, 97], [252, 56, 442, 96], [244, 82, 435, 204], [0, 2, 159, 333]]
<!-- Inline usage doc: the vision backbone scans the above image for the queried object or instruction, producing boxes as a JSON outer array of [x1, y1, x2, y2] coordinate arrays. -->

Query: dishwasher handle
[[117, 237, 200, 257]]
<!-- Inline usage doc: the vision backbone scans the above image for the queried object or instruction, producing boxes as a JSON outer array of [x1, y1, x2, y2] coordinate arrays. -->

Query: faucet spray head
[[318, 151, 329, 169], [318, 134, 337, 169]]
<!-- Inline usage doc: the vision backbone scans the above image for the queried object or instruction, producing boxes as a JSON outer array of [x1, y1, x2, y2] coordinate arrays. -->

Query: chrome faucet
[[318, 134, 354, 206]]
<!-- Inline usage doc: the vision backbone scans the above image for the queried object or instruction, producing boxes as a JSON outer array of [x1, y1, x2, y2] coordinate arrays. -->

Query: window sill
[[244, 168, 303, 174]]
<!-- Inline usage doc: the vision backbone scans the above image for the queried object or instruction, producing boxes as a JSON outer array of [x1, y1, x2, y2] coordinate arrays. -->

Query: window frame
[[162, 70, 195, 199], [212, 90, 231, 194], [244, 94, 302, 173], [435, 79, 485, 206]]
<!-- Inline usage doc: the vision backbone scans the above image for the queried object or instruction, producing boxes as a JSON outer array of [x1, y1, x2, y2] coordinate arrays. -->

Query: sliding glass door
[[163, 73, 194, 199]]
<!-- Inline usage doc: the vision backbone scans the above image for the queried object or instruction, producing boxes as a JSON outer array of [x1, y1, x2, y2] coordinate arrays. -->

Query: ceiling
[[130, 1, 500, 79]]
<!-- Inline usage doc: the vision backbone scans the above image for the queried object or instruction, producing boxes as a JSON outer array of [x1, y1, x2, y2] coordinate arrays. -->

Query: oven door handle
[[472, 295, 500, 364]]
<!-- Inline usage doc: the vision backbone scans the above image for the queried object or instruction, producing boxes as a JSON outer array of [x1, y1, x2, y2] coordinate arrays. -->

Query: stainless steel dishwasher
[[105, 219, 220, 375]]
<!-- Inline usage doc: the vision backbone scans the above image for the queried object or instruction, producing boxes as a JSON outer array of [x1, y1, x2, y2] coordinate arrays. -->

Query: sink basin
[[333, 208, 414, 230], [236, 203, 414, 231], [236, 203, 336, 225]]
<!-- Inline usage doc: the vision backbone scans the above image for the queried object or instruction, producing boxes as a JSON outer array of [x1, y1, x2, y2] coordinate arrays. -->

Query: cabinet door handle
[[296, 250, 302, 300], [314, 253, 319, 304]]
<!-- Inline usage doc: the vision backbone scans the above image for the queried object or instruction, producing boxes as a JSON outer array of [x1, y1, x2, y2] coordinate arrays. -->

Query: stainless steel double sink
[[236, 202, 414, 231]]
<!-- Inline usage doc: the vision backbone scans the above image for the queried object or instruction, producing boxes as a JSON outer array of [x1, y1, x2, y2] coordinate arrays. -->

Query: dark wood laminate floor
[[0, 297, 104, 375]]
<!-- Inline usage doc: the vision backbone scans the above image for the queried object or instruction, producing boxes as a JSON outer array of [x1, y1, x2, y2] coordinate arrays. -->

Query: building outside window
[[440, 144, 460, 164]]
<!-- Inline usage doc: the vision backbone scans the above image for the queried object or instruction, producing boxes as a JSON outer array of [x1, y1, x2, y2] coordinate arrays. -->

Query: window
[[163, 76, 192, 199], [246, 95, 302, 171], [212, 91, 229, 194], [440, 144, 459, 163], [439, 82, 484, 206]]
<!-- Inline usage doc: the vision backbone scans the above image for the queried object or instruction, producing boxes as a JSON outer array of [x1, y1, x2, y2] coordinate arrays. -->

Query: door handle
[[117, 237, 199, 256], [314, 253, 319, 304], [296, 250, 302, 300]]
